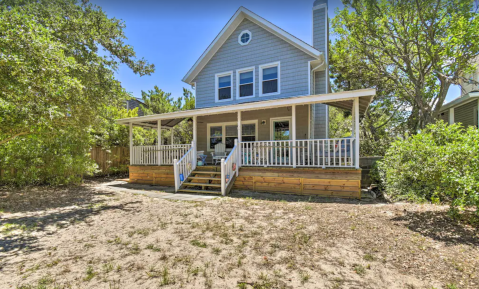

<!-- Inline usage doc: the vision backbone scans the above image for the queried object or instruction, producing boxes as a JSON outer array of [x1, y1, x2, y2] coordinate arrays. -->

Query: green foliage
[[379, 121, 479, 215], [0, 0, 154, 185], [331, 0, 479, 142], [329, 107, 353, 138], [0, 127, 97, 186]]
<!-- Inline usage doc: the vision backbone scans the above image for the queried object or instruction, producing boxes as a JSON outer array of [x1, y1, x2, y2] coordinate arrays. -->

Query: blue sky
[[92, 0, 460, 103]]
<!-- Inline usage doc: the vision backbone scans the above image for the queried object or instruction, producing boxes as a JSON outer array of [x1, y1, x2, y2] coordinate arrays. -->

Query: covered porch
[[117, 89, 374, 197]]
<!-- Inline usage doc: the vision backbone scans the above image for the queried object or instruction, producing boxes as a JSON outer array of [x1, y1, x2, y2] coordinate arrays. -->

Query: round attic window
[[238, 30, 252, 46]]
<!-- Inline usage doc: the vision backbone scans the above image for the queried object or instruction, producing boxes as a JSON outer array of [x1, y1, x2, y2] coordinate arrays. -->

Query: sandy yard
[[0, 179, 477, 289]]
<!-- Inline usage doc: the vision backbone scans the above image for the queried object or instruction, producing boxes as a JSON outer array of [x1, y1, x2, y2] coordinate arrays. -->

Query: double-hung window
[[260, 62, 280, 96], [236, 67, 255, 99], [215, 71, 233, 102]]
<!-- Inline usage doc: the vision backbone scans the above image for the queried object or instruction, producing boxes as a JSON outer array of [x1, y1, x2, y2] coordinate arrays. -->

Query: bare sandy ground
[[0, 179, 477, 288]]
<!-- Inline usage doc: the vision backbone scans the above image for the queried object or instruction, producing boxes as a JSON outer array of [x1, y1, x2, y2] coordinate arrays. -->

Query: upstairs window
[[237, 68, 255, 98], [215, 72, 233, 102], [238, 30, 252, 46], [260, 62, 280, 96]]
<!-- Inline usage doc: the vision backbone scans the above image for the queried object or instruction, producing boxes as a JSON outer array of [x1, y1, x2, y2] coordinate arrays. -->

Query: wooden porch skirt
[[233, 167, 361, 199], [129, 166, 361, 199], [129, 166, 175, 186]]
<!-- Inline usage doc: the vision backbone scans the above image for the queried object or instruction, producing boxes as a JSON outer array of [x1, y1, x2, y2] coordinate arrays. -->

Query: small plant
[[190, 239, 207, 248], [84, 266, 97, 281], [446, 284, 459, 289], [146, 244, 161, 252], [159, 266, 173, 286], [237, 282, 247, 289], [353, 264, 366, 276], [212, 247, 221, 255], [363, 253, 375, 261], [103, 262, 114, 273], [299, 270, 310, 284]]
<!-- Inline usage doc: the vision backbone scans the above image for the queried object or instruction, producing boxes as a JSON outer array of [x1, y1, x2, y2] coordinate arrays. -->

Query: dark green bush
[[379, 121, 479, 215], [0, 128, 97, 186]]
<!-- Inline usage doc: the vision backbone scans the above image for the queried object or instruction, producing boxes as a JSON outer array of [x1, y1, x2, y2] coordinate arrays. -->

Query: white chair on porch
[[211, 143, 227, 165]]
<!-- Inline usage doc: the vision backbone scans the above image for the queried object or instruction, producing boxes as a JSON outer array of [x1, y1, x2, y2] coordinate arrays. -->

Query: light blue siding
[[193, 19, 316, 109]]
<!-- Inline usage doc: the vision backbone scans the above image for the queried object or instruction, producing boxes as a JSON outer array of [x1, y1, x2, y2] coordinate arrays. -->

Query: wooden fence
[[90, 146, 129, 175]]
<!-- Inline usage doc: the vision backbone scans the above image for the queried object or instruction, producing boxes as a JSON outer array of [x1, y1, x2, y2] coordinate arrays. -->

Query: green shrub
[[0, 127, 97, 186], [379, 121, 479, 215]]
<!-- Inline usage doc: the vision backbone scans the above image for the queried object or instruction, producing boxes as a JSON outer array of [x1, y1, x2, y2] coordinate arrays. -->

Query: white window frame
[[259, 62, 281, 97], [215, 71, 233, 103], [270, 117, 292, 140], [238, 30, 252, 46], [236, 67, 255, 99], [207, 120, 258, 152]]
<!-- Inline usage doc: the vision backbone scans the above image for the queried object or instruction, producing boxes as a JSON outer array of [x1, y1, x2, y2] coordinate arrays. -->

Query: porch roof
[[117, 88, 375, 128]]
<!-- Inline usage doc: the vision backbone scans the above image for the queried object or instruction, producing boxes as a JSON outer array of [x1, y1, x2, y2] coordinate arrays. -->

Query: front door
[[270, 118, 291, 165], [271, 118, 291, 140]]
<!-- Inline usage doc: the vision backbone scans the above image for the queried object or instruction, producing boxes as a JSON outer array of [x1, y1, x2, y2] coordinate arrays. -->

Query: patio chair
[[211, 143, 227, 165]]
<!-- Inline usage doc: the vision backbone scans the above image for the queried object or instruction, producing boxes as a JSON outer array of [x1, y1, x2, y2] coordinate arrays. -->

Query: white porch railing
[[131, 144, 192, 165], [173, 141, 196, 192], [221, 139, 239, 196], [131, 145, 158, 165], [240, 138, 355, 168]]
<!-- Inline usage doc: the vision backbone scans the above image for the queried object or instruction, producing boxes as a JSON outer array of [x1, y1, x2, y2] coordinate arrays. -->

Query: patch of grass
[[299, 271, 310, 284], [363, 253, 375, 261], [129, 243, 141, 254], [145, 244, 161, 252], [84, 266, 97, 281], [190, 239, 207, 248], [189, 266, 201, 276], [446, 284, 460, 289], [0, 222, 37, 235], [103, 262, 114, 273], [128, 228, 150, 237], [353, 264, 366, 276], [237, 282, 247, 289], [212, 247, 221, 255], [45, 259, 61, 268], [159, 266, 173, 286]]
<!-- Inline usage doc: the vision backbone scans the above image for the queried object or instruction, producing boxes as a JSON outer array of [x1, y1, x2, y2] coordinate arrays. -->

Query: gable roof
[[439, 91, 479, 112], [182, 6, 323, 85]]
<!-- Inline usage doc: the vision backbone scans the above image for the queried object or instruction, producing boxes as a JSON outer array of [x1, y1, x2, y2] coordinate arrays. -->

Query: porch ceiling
[[118, 88, 375, 126]]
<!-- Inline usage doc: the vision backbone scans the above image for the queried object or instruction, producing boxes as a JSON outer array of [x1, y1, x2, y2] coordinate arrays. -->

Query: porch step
[[177, 189, 221, 195], [190, 171, 221, 175], [188, 176, 221, 181], [182, 182, 221, 187]]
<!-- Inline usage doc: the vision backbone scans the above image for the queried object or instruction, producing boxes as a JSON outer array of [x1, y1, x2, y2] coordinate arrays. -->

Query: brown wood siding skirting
[[233, 167, 361, 199], [129, 166, 175, 186]]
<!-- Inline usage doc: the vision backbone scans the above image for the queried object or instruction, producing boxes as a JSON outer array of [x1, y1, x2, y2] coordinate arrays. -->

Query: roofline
[[439, 91, 479, 112], [182, 6, 322, 85], [117, 89, 376, 124]]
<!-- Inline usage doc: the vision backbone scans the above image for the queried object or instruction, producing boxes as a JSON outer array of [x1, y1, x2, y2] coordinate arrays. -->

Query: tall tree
[[332, 0, 479, 130], [0, 0, 154, 145]]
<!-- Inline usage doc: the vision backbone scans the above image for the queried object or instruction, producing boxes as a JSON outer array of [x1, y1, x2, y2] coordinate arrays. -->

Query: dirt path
[[0, 180, 477, 288]]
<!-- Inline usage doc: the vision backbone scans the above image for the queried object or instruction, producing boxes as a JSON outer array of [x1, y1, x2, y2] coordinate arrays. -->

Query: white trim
[[307, 61, 312, 95], [236, 66, 255, 99], [182, 7, 322, 85], [215, 71, 233, 103], [449, 107, 455, 124], [270, 117, 292, 140], [292, 105, 297, 168], [117, 89, 376, 125], [238, 30, 252, 46], [307, 104, 311, 139], [259, 61, 281, 97], [207, 120, 258, 152]]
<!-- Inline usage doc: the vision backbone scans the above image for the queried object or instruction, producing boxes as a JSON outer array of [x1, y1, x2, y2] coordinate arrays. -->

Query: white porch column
[[237, 111, 242, 168], [129, 122, 133, 165], [193, 116, 197, 169], [170, 128, 174, 145], [292, 104, 297, 168], [449, 107, 455, 124], [354, 98, 360, 169], [157, 120, 162, 166]]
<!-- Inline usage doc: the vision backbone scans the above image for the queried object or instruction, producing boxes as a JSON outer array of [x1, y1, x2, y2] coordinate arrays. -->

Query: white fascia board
[[182, 7, 322, 85], [117, 89, 376, 125], [439, 92, 479, 112]]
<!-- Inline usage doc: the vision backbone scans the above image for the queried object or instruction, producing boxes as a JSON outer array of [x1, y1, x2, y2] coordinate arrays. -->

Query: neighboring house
[[126, 98, 145, 117], [117, 1, 375, 198], [438, 92, 479, 128]]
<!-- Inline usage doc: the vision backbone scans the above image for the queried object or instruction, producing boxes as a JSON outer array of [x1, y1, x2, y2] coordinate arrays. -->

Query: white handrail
[[221, 139, 239, 196], [173, 141, 195, 192], [240, 138, 355, 168], [131, 144, 191, 165]]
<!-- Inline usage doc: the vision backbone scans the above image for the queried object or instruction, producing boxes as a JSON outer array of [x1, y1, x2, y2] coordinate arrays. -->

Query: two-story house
[[117, 1, 375, 199]]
